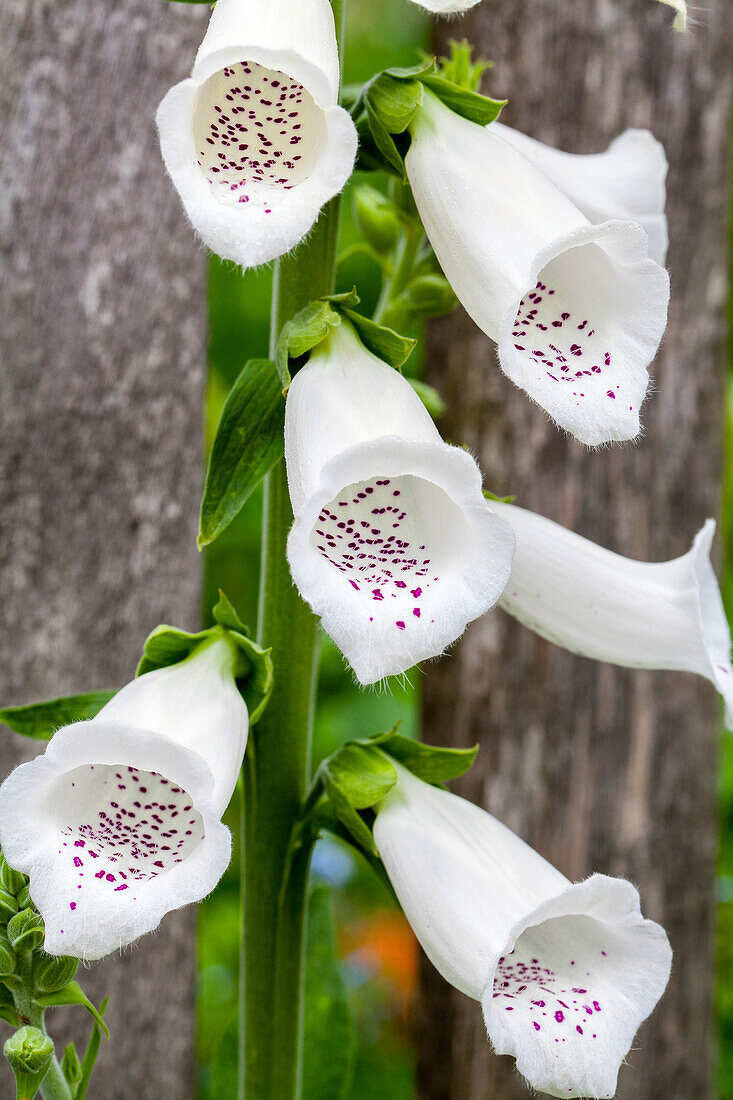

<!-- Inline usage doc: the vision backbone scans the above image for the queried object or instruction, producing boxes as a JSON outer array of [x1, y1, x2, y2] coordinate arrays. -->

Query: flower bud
[[7, 909, 44, 954], [353, 185, 401, 254], [0, 858, 27, 899], [33, 953, 78, 994], [4, 1026, 54, 1097]]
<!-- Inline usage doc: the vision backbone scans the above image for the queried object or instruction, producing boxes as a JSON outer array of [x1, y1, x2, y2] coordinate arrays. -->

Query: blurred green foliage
[[198, 4, 427, 1098]]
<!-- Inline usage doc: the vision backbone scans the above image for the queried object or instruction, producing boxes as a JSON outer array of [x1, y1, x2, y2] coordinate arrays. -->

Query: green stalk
[[9, 967, 72, 1100], [239, 5, 347, 1096]]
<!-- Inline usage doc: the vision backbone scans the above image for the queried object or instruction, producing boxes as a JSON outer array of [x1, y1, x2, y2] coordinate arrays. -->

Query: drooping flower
[[490, 123, 668, 265], [405, 89, 670, 446], [491, 501, 733, 727], [0, 636, 247, 960], [284, 321, 515, 684], [374, 764, 672, 1099], [156, 0, 358, 269]]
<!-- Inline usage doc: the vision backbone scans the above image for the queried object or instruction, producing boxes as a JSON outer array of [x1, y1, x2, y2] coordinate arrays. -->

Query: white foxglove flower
[[285, 322, 515, 684], [0, 637, 247, 961], [492, 502, 733, 727], [374, 765, 672, 1099], [490, 123, 668, 265], [156, 0, 358, 269], [406, 90, 670, 446]]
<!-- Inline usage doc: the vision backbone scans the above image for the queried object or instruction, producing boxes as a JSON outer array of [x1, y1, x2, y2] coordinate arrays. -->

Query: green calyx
[[352, 51, 505, 177], [136, 591, 273, 725], [4, 1026, 54, 1099], [33, 954, 78, 995], [7, 910, 45, 955]]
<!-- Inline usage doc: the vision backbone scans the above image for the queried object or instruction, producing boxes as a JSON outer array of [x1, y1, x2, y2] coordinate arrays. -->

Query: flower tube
[[156, 0, 358, 269], [405, 90, 670, 446], [285, 322, 515, 684], [490, 123, 668, 265], [0, 636, 247, 960], [374, 765, 672, 1099], [491, 502, 733, 727]]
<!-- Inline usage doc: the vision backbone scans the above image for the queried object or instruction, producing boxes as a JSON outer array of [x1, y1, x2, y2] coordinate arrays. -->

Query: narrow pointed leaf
[[75, 997, 109, 1100], [34, 983, 110, 1039], [0, 694, 116, 741], [198, 359, 285, 548]]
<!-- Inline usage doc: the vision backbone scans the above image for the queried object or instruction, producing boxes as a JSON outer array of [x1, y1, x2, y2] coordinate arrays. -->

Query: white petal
[[0, 719, 230, 961], [375, 768, 671, 1098], [374, 766, 568, 999], [482, 875, 672, 1099], [156, 0, 357, 269], [491, 123, 669, 265], [493, 503, 733, 727], [97, 636, 248, 817], [406, 91, 669, 446], [658, 0, 687, 31], [285, 326, 515, 684]]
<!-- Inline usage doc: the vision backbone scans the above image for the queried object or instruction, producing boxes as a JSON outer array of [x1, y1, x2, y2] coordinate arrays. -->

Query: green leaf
[[198, 359, 285, 549], [0, 693, 116, 742], [302, 883, 356, 1100], [75, 997, 109, 1100], [420, 75, 505, 125], [276, 300, 342, 386], [0, 985, 18, 1029], [364, 101, 408, 177], [317, 743, 398, 857], [370, 729, 478, 784], [340, 308, 416, 369], [34, 982, 110, 1039]]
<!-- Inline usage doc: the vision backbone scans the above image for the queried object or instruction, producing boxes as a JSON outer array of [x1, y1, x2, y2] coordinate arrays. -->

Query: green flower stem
[[239, 7, 347, 1097], [373, 222, 423, 326], [9, 964, 72, 1100]]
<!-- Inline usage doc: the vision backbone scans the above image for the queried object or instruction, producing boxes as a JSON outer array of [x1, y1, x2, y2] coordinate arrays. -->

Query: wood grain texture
[[0, 0, 208, 1094], [418, 1, 732, 1097]]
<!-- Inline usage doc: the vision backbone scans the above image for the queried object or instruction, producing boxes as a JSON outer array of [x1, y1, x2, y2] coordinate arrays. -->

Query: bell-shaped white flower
[[490, 123, 668, 265], [374, 765, 672, 1099], [156, 0, 358, 269], [405, 90, 670, 446], [0, 636, 247, 961], [285, 322, 515, 684], [492, 502, 733, 727]]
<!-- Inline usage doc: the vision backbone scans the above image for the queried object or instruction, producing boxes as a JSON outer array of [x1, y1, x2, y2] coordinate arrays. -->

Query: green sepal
[[368, 728, 478, 784], [356, 58, 505, 176], [74, 997, 109, 1100], [33, 982, 110, 1040], [135, 593, 273, 725], [314, 743, 398, 857], [15, 886, 32, 913], [0, 692, 116, 743], [276, 299, 342, 386], [4, 1026, 53, 1100], [0, 889, 19, 924], [7, 910, 44, 954], [483, 488, 516, 504], [0, 932, 16, 978], [61, 1043, 82, 1093], [33, 953, 79, 994], [198, 358, 285, 549], [408, 379, 447, 420], [0, 859, 27, 899], [437, 39, 493, 93]]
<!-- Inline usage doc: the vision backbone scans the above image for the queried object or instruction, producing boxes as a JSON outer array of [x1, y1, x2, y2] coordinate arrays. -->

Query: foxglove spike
[[284, 322, 515, 684], [493, 502, 733, 727], [0, 637, 247, 960], [374, 765, 672, 1099], [406, 90, 670, 446], [156, 0, 358, 269], [490, 123, 668, 265]]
